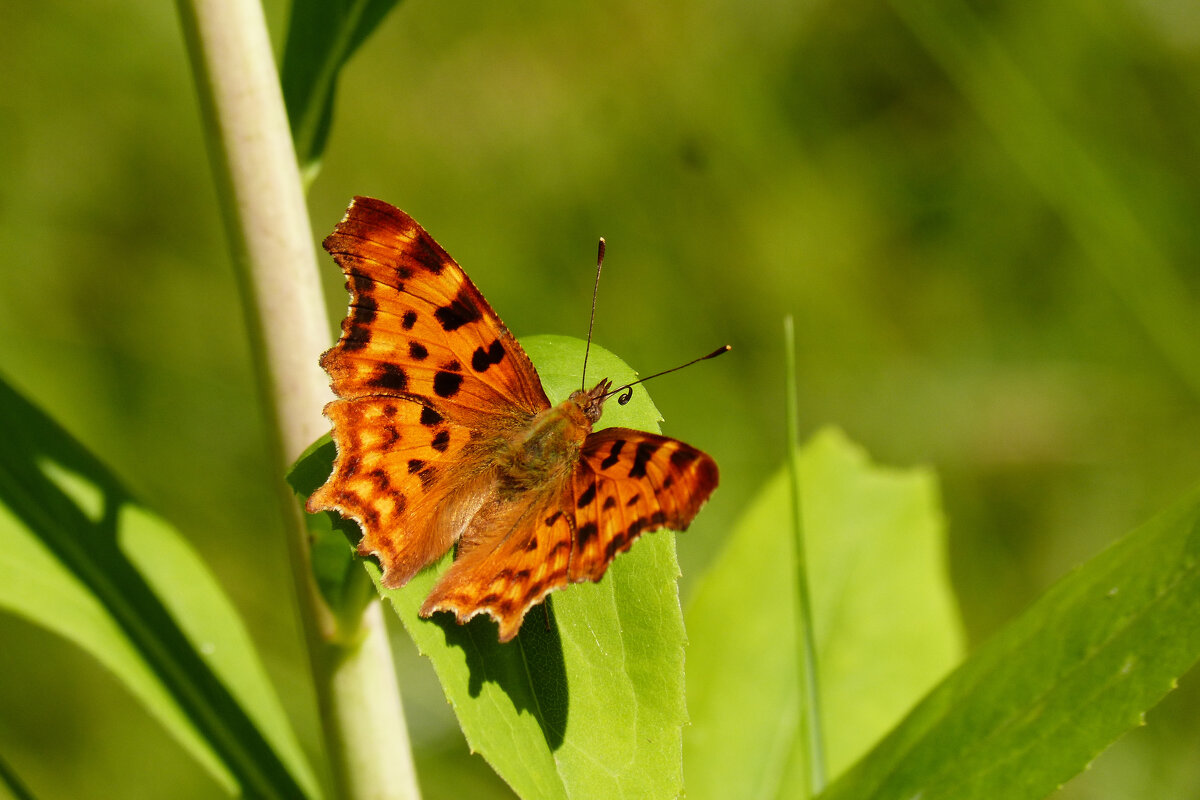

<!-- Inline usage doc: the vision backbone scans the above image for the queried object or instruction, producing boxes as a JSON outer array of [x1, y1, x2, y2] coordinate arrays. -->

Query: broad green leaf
[[280, 0, 403, 178], [819, 482, 1200, 800], [684, 429, 963, 799], [0, 376, 320, 799], [292, 336, 688, 799]]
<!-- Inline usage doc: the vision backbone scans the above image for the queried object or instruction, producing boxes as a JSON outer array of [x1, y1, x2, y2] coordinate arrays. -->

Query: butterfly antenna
[[604, 345, 731, 405], [581, 237, 606, 393]]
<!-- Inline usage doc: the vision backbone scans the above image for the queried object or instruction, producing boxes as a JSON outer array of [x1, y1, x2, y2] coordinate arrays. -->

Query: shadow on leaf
[[423, 595, 569, 751]]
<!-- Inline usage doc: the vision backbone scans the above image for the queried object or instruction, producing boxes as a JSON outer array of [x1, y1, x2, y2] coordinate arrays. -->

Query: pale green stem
[[784, 316, 826, 796], [175, 1, 419, 798]]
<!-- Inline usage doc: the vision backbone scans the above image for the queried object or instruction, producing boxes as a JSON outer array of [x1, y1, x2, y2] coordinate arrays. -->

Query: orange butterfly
[[308, 197, 720, 641]]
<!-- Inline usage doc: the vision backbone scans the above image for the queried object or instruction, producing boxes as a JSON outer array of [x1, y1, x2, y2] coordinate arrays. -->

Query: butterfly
[[307, 197, 720, 641]]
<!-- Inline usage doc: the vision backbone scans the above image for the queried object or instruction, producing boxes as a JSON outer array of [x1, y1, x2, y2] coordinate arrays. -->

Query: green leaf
[[288, 434, 378, 642], [291, 336, 687, 799], [819, 482, 1200, 800], [684, 429, 963, 799], [0, 375, 320, 799], [280, 0, 403, 179], [519, 334, 663, 431], [0, 751, 36, 800]]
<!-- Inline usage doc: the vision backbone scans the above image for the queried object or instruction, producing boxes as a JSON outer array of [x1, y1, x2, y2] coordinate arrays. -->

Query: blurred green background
[[3, 0, 1200, 797]]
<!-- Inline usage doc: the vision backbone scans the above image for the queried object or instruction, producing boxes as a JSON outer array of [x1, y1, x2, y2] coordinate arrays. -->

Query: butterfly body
[[309, 197, 718, 641]]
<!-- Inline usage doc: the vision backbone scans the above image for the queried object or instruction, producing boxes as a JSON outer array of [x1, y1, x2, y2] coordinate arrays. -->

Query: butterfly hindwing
[[320, 196, 551, 424], [569, 427, 719, 583], [419, 483, 576, 642], [307, 395, 522, 588]]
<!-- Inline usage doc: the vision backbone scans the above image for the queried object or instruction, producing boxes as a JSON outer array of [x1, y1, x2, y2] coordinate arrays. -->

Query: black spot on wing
[[434, 371, 464, 398], [409, 341, 429, 360], [600, 439, 625, 470], [471, 338, 506, 372], [412, 234, 446, 275], [369, 364, 408, 392], [602, 496, 617, 510], [401, 310, 418, 330], [420, 406, 443, 426], [431, 430, 450, 452], [434, 287, 483, 332], [628, 440, 660, 479], [605, 534, 628, 561], [669, 447, 700, 468], [577, 482, 597, 508], [417, 465, 438, 488], [577, 522, 599, 546], [369, 468, 390, 491], [342, 324, 371, 351], [353, 295, 378, 326], [407, 459, 425, 474]]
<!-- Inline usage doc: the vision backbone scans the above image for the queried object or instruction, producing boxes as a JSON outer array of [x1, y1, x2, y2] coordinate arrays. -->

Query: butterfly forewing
[[569, 428, 719, 583], [311, 197, 552, 587], [320, 196, 550, 423]]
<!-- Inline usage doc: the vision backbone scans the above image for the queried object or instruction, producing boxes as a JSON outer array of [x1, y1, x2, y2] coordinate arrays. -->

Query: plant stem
[[784, 316, 826, 796], [175, 1, 419, 797]]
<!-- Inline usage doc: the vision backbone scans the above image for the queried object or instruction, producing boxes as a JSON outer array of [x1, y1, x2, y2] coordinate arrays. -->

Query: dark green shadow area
[[426, 597, 569, 752]]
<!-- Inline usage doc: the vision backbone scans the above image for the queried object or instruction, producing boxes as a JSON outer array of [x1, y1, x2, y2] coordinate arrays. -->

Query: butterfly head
[[569, 379, 613, 425]]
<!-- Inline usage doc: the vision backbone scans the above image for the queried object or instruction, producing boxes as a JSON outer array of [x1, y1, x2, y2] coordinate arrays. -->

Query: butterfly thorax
[[493, 380, 611, 497]]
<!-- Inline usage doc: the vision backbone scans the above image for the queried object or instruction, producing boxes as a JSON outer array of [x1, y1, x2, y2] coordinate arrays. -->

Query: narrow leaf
[[685, 429, 962, 799], [819, 482, 1200, 800], [0, 376, 320, 799], [280, 0, 403, 177], [0, 751, 36, 800], [292, 336, 689, 799]]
